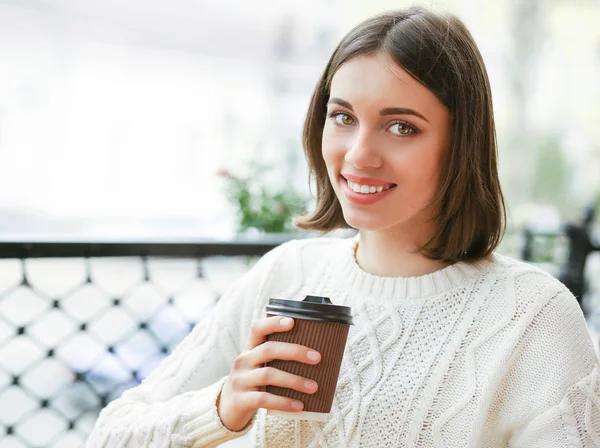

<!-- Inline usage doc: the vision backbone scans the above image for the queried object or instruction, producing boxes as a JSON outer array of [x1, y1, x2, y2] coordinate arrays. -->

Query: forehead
[[329, 52, 446, 115]]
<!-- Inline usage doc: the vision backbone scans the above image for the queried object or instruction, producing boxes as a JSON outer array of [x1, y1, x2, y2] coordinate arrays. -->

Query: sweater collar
[[335, 235, 497, 300]]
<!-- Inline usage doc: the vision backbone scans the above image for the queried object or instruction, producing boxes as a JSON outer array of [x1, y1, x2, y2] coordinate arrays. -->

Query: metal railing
[[0, 237, 289, 447]]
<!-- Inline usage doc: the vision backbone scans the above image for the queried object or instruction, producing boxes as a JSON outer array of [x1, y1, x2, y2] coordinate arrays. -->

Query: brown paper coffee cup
[[264, 295, 353, 421]]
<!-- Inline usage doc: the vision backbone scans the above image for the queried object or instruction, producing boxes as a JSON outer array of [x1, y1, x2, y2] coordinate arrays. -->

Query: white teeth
[[347, 179, 392, 194]]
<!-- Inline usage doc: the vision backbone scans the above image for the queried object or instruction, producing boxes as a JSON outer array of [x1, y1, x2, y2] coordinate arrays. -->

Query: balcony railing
[[0, 237, 290, 448]]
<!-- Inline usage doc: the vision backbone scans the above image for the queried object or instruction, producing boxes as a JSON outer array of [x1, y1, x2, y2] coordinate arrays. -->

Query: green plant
[[217, 166, 308, 234]]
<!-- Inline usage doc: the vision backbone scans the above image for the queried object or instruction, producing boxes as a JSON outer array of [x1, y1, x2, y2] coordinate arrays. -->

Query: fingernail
[[280, 317, 293, 326], [307, 351, 320, 361], [304, 380, 317, 391], [291, 401, 303, 411]]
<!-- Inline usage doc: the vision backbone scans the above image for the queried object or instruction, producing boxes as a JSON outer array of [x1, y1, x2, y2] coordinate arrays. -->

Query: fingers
[[228, 316, 323, 418], [241, 390, 305, 413], [253, 341, 321, 365], [245, 315, 295, 351], [236, 367, 318, 395]]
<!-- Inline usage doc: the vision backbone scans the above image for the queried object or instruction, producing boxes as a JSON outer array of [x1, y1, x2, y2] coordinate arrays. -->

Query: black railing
[[0, 237, 289, 447], [0, 236, 296, 259]]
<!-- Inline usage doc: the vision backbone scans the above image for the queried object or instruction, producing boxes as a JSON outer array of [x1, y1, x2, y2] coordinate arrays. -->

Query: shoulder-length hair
[[296, 6, 506, 263]]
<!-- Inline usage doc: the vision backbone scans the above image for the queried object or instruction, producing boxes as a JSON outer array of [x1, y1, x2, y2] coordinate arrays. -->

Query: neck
[[355, 229, 451, 278]]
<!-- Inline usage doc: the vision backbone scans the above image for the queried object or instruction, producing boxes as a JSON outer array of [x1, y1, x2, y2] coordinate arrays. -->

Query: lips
[[341, 173, 397, 188], [339, 175, 396, 206]]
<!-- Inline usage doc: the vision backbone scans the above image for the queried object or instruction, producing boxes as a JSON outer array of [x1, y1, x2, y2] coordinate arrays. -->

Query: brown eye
[[389, 122, 416, 136], [333, 113, 354, 126]]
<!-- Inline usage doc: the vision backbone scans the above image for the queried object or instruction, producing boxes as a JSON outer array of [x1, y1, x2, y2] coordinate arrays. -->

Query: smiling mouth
[[341, 176, 396, 194]]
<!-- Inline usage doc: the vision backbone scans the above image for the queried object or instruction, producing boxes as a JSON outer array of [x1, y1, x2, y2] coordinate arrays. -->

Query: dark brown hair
[[295, 6, 506, 263]]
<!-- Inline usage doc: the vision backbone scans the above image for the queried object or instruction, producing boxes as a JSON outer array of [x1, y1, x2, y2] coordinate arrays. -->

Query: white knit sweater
[[86, 236, 600, 447]]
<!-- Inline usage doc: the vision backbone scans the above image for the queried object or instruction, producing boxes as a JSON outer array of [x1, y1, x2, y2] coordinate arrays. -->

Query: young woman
[[87, 7, 600, 447]]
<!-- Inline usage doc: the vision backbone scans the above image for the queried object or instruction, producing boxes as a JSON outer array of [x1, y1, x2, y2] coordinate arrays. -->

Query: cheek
[[321, 126, 346, 169], [407, 154, 439, 183], [387, 138, 442, 183], [398, 151, 443, 206]]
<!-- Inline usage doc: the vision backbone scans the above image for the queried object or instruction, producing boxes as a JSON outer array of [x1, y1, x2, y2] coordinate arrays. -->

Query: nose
[[344, 131, 383, 170]]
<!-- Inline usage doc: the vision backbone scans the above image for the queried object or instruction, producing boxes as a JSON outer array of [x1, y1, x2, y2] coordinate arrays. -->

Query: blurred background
[[0, 0, 599, 446]]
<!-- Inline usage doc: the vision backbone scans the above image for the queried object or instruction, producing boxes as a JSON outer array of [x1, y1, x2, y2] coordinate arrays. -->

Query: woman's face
[[322, 52, 451, 236]]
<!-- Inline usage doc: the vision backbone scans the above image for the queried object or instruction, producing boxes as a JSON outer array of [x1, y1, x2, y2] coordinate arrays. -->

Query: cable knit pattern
[[86, 236, 600, 447]]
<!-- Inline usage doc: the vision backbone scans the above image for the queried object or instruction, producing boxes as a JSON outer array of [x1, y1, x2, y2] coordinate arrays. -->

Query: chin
[[341, 205, 421, 234], [341, 208, 389, 232]]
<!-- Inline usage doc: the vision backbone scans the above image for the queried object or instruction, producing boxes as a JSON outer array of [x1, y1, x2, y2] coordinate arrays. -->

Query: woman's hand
[[217, 316, 321, 432]]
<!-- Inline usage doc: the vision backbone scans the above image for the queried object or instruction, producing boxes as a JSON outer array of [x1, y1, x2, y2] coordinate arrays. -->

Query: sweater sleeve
[[85, 241, 292, 448], [505, 289, 600, 447]]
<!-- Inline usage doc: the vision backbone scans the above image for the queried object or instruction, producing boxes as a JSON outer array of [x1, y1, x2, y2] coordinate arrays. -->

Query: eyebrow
[[327, 97, 429, 123]]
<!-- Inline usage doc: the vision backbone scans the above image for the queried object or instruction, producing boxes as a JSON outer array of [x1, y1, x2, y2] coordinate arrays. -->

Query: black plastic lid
[[265, 295, 354, 325]]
